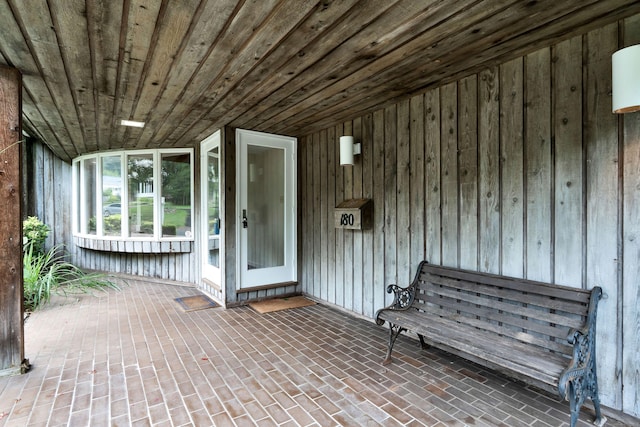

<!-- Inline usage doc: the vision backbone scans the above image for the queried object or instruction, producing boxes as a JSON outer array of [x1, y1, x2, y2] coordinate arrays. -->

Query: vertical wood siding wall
[[72, 245, 198, 284], [25, 139, 72, 252], [299, 17, 640, 418]]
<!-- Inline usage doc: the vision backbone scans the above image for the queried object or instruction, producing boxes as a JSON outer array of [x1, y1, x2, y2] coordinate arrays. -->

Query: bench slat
[[419, 264, 592, 303], [378, 310, 565, 388], [420, 272, 590, 316], [414, 296, 574, 343], [412, 302, 573, 354], [418, 282, 586, 330]]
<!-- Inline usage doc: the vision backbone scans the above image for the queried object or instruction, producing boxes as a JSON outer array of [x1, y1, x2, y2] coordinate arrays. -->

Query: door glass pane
[[207, 148, 220, 268], [101, 156, 122, 236], [161, 153, 192, 237], [247, 145, 284, 269], [127, 154, 154, 237]]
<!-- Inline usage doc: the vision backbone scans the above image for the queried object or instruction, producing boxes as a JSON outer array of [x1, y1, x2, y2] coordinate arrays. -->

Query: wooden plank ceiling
[[1, 0, 639, 162]]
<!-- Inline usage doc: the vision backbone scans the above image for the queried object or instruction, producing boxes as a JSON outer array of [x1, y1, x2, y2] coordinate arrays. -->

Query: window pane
[[207, 147, 220, 267], [161, 153, 192, 237], [74, 161, 81, 234], [128, 154, 154, 237], [102, 156, 122, 236], [247, 145, 285, 269], [83, 159, 97, 235]]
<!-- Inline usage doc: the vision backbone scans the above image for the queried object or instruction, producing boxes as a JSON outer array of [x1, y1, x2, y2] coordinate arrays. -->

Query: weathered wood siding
[[299, 19, 640, 417], [24, 139, 73, 252], [71, 243, 198, 284]]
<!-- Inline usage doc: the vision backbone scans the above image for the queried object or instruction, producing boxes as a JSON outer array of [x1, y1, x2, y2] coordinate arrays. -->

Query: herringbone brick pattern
[[0, 279, 627, 426]]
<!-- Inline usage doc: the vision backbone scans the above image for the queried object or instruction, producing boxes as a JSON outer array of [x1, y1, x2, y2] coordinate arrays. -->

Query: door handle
[[242, 209, 248, 229]]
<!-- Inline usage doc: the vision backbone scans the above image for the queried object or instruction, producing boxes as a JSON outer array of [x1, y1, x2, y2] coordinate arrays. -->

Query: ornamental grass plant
[[23, 217, 120, 312]]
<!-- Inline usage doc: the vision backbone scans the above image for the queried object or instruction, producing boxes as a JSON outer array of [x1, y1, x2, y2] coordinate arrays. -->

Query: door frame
[[235, 128, 297, 289], [200, 131, 223, 288]]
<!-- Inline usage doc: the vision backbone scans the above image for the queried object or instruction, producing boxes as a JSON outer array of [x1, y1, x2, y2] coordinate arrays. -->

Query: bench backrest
[[412, 263, 594, 358]]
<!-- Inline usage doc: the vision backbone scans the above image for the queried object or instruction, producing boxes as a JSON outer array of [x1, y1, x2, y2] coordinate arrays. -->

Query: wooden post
[[0, 65, 25, 377]]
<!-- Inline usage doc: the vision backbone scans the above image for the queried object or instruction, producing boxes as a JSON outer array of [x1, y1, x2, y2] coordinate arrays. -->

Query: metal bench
[[375, 261, 603, 427]]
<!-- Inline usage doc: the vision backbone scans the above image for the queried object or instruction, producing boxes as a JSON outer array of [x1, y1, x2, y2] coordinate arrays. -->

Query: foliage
[[140, 221, 154, 234], [102, 188, 120, 204], [162, 158, 191, 205], [23, 243, 121, 312], [23, 216, 50, 255], [127, 157, 153, 194], [163, 205, 190, 227], [103, 215, 122, 233]]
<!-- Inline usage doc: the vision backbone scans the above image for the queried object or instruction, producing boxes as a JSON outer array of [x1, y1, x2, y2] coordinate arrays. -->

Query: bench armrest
[[558, 286, 602, 400], [375, 261, 430, 326], [374, 283, 417, 325]]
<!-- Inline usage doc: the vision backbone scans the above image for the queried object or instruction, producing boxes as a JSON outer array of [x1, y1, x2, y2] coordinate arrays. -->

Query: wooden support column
[[0, 65, 25, 377]]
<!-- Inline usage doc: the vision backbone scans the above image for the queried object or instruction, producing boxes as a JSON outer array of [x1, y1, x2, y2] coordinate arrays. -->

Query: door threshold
[[237, 281, 298, 294], [202, 277, 221, 292]]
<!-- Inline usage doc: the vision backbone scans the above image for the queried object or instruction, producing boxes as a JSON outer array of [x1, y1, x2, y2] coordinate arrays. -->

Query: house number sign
[[334, 198, 373, 230], [339, 213, 355, 227]]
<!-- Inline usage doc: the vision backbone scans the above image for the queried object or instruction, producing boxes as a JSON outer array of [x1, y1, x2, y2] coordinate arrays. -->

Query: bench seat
[[378, 309, 567, 393]]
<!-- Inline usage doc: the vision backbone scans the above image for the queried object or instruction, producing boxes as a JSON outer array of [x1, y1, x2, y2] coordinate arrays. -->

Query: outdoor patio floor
[[0, 277, 629, 426]]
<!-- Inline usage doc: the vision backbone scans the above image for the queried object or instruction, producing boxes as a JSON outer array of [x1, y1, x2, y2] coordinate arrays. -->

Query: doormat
[[174, 294, 218, 312], [249, 296, 316, 314]]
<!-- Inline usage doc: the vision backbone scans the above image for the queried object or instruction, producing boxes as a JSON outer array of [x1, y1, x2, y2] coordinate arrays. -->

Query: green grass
[[162, 206, 190, 228], [110, 202, 191, 234]]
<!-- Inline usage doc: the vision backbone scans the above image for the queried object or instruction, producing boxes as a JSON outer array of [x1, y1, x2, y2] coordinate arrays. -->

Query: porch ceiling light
[[120, 119, 145, 128], [339, 136, 361, 166], [612, 44, 640, 114]]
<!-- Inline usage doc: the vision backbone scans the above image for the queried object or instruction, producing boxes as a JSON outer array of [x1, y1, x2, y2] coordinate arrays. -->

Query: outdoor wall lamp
[[612, 44, 640, 113], [339, 136, 361, 166]]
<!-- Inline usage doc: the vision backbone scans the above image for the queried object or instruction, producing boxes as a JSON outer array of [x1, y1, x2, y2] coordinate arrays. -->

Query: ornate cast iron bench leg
[[592, 393, 604, 426], [560, 290, 604, 427], [568, 378, 605, 427], [418, 334, 428, 350], [383, 323, 406, 365]]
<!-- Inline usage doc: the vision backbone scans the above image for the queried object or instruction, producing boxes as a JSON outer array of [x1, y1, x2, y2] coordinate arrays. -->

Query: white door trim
[[236, 128, 297, 289], [200, 130, 222, 287]]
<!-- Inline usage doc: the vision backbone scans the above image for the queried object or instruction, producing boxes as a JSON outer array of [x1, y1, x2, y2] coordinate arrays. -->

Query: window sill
[[74, 236, 193, 253]]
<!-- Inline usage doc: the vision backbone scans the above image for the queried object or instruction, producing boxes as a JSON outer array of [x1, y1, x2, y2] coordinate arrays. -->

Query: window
[[161, 153, 192, 237], [102, 155, 122, 236], [83, 159, 97, 235], [127, 153, 154, 237], [73, 149, 193, 241]]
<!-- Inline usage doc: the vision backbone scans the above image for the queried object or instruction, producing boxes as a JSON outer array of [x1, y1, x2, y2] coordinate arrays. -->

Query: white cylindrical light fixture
[[340, 136, 355, 166], [612, 44, 640, 114]]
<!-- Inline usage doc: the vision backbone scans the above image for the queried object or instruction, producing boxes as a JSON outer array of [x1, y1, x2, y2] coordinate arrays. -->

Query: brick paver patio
[[0, 278, 629, 426]]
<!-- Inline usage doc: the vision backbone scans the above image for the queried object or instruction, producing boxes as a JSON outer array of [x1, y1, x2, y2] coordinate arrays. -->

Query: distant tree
[[162, 157, 191, 205]]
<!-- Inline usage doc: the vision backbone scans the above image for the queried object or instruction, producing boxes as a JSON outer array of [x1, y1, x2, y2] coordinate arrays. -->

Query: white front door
[[201, 131, 222, 286], [236, 129, 296, 289]]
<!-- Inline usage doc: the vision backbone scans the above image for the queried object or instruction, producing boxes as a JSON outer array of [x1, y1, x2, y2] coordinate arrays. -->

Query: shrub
[[104, 215, 122, 233], [23, 216, 50, 255]]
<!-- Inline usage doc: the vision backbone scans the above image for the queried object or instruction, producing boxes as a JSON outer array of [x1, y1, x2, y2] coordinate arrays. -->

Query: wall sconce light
[[339, 136, 361, 166], [612, 44, 640, 114]]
